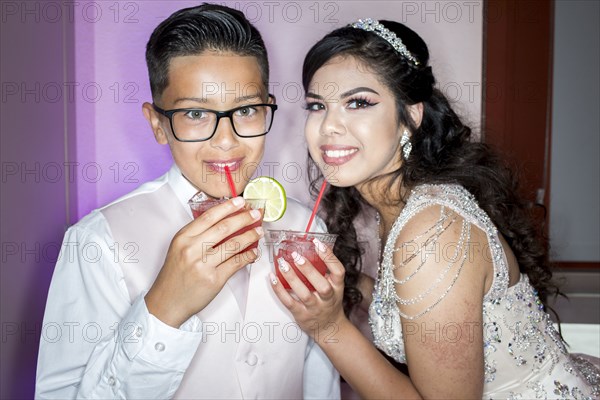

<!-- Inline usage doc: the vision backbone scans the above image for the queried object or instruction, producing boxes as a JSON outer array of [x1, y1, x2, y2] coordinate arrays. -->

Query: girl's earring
[[400, 129, 412, 160]]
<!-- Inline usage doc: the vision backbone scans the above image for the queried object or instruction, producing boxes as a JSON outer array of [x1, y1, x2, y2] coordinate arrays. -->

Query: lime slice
[[243, 176, 287, 222]]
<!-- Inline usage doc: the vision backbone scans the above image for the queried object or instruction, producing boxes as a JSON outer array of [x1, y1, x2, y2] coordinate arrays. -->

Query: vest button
[[246, 353, 258, 366]]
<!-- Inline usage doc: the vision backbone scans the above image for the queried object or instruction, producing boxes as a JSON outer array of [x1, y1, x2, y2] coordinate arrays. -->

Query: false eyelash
[[347, 96, 378, 108], [303, 101, 325, 111]]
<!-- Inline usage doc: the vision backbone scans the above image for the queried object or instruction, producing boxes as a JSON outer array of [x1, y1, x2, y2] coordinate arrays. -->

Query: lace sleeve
[[387, 205, 474, 320]]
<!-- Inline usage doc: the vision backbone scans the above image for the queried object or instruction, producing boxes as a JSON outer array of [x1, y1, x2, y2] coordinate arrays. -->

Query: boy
[[35, 4, 339, 399]]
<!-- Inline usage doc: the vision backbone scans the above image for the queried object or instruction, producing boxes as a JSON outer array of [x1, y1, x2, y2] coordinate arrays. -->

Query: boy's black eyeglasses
[[153, 99, 278, 142]]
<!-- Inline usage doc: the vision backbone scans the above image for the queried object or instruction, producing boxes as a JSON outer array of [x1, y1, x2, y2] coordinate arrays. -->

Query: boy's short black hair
[[146, 3, 269, 100]]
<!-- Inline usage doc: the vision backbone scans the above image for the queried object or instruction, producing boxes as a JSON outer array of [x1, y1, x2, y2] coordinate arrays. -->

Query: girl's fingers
[[313, 238, 345, 286], [276, 257, 315, 305], [292, 251, 333, 299], [269, 272, 303, 313]]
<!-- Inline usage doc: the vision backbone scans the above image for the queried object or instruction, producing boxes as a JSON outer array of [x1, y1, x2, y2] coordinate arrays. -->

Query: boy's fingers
[[189, 206, 261, 258], [216, 248, 258, 281], [211, 225, 264, 262], [187, 197, 246, 236]]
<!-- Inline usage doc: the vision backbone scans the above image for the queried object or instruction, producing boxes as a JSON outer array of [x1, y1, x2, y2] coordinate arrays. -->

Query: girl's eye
[[347, 98, 376, 109], [304, 102, 325, 111]]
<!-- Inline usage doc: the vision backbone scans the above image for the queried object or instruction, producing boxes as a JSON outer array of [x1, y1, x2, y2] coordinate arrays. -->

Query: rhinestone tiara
[[350, 18, 420, 66]]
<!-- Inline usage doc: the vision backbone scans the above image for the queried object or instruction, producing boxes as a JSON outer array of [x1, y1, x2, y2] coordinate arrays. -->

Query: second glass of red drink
[[266, 230, 338, 291]]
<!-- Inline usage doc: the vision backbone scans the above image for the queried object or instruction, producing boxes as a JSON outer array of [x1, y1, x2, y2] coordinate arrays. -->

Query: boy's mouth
[[204, 157, 244, 173]]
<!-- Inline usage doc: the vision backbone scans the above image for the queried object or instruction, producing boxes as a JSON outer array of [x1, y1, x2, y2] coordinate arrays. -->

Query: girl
[[271, 18, 599, 399]]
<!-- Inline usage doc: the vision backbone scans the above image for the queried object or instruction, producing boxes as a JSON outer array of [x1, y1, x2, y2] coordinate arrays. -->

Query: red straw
[[224, 166, 237, 197], [305, 180, 327, 232]]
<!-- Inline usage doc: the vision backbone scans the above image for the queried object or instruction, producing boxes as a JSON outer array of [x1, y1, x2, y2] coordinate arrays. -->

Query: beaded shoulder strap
[[378, 184, 510, 320]]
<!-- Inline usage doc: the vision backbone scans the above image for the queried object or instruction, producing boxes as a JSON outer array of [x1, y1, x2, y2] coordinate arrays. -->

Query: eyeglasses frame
[[152, 96, 278, 142]]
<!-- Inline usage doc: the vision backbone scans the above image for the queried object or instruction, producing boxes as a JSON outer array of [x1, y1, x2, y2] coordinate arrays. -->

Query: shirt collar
[[167, 164, 199, 212]]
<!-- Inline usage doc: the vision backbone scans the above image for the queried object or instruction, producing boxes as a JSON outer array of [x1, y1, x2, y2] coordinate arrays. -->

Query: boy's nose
[[210, 117, 240, 151]]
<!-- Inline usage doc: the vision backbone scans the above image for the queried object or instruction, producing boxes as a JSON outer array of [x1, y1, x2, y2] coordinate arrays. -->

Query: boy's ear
[[142, 102, 169, 145], [408, 102, 424, 128]]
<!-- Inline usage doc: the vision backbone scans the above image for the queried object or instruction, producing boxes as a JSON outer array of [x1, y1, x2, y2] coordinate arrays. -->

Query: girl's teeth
[[325, 149, 357, 158]]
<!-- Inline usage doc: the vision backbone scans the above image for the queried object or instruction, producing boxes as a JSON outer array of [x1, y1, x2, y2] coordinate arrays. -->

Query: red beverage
[[190, 197, 264, 253], [274, 239, 328, 291], [267, 230, 337, 291]]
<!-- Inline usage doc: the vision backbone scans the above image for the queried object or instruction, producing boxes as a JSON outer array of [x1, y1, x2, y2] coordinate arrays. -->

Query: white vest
[[102, 183, 312, 399]]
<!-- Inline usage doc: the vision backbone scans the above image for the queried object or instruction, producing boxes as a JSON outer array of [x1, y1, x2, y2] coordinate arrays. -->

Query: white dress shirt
[[35, 164, 340, 399]]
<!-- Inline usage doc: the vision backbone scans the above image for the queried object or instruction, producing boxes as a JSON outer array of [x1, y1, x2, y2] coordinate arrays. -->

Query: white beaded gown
[[369, 184, 599, 399]]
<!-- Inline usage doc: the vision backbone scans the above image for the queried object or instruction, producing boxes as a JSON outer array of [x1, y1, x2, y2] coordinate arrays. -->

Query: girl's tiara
[[350, 18, 420, 67]]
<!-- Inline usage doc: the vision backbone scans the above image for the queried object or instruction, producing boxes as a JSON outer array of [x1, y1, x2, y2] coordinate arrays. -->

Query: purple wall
[[0, 2, 483, 398], [1, 4, 70, 398], [72, 3, 173, 220]]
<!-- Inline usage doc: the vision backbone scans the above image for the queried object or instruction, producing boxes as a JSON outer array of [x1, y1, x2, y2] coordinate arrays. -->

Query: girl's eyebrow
[[339, 87, 379, 98], [305, 87, 380, 100]]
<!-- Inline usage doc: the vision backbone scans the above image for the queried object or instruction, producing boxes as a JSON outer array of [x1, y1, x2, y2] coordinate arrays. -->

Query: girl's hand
[[270, 238, 347, 343]]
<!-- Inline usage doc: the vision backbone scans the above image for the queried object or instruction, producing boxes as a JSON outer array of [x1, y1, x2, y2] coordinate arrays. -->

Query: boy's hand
[[145, 197, 263, 328]]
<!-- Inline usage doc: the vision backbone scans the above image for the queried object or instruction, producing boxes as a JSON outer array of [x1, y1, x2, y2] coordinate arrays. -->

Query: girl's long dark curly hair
[[303, 21, 561, 316]]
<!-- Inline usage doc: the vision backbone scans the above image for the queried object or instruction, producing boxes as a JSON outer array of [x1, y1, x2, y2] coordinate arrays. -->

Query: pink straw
[[305, 180, 327, 232], [224, 166, 237, 197]]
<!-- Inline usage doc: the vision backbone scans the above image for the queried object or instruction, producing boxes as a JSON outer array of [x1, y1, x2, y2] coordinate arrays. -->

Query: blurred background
[[1, 1, 598, 398]]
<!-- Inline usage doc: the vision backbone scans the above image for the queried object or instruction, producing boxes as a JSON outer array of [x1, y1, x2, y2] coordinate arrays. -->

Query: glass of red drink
[[188, 193, 265, 253], [266, 230, 337, 291]]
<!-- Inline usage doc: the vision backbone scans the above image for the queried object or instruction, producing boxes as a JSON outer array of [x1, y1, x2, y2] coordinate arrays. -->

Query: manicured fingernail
[[291, 251, 305, 265], [313, 238, 326, 252], [269, 272, 278, 285], [232, 197, 244, 206], [250, 209, 261, 220], [251, 248, 258, 256], [255, 226, 264, 236], [278, 258, 290, 273]]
